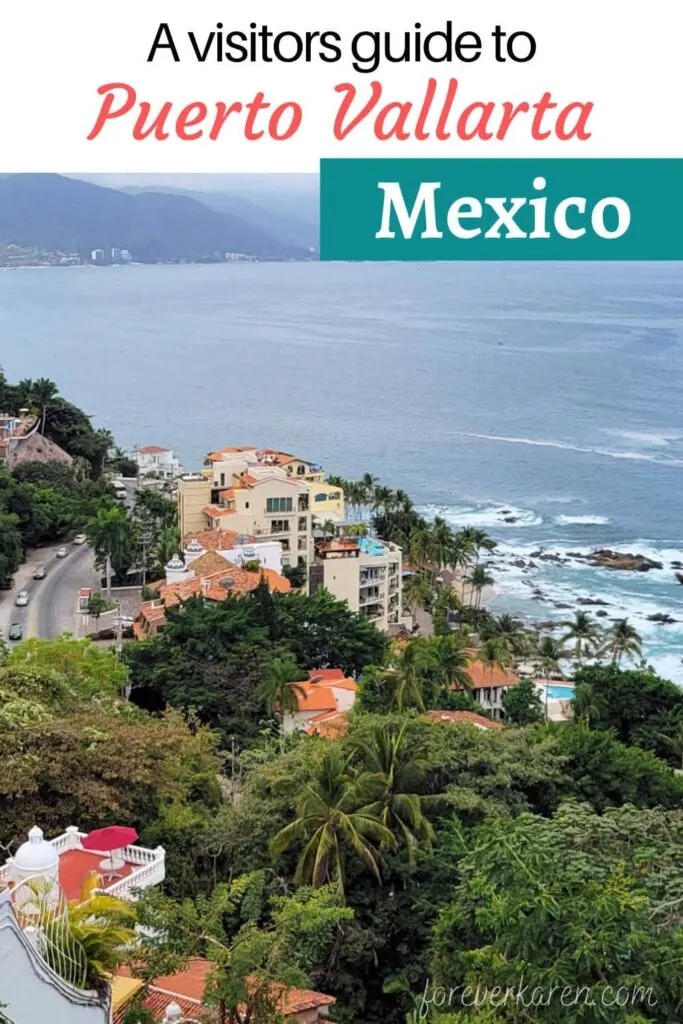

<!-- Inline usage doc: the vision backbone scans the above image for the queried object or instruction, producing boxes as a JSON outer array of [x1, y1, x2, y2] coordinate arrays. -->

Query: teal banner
[[320, 159, 683, 261]]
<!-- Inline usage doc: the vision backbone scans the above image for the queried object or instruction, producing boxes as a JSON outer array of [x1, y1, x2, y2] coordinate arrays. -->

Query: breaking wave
[[554, 514, 611, 526]]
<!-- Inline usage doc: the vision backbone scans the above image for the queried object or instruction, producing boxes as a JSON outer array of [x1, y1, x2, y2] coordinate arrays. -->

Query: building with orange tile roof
[[113, 959, 336, 1024], [177, 446, 345, 571], [134, 554, 290, 640], [423, 709, 503, 730], [283, 669, 358, 735], [456, 660, 520, 719]]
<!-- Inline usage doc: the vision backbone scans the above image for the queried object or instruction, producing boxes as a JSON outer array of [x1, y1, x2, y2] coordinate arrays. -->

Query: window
[[298, 517, 307, 532], [271, 520, 290, 534], [266, 497, 293, 513], [220, 472, 225, 486], [298, 536, 307, 550], [314, 492, 328, 502], [281, 539, 290, 552]]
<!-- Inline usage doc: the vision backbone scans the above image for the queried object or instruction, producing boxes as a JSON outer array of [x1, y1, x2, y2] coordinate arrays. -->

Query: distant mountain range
[[0, 174, 317, 263]]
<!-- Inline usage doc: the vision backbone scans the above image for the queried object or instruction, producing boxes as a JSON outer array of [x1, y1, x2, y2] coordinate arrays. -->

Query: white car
[[73, 533, 87, 545], [56, 546, 68, 558], [15, 590, 29, 607]]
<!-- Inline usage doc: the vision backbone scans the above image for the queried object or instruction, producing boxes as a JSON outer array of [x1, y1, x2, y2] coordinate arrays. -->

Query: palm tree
[[372, 485, 395, 514], [403, 572, 432, 619], [355, 720, 434, 862], [360, 472, 379, 506], [259, 657, 307, 727], [534, 635, 571, 678], [431, 633, 473, 692], [29, 377, 59, 434], [270, 748, 394, 898], [460, 526, 496, 563], [430, 517, 457, 571], [463, 563, 494, 608], [86, 505, 137, 592], [409, 529, 435, 578], [571, 682, 605, 724], [478, 635, 514, 675], [561, 611, 602, 665], [345, 521, 369, 539], [44, 893, 136, 991], [386, 639, 439, 711], [655, 720, 683, 771], [602, 618, 642, 666]]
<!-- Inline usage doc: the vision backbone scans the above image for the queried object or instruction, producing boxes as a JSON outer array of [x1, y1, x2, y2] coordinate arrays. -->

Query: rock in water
[[588, 549, 663, 572]]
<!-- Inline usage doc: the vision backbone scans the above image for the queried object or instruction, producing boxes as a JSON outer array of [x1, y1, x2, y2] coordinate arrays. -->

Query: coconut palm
[[561, 611, 602, 665], [534, 635, 571, 678], [431, 633, 473, 692], [602, 618, 642, 666], [403, 572, 432, 618], [372, 485, 395, 514], [460, 526, 497, 563], [430, 517, 457, 571], [463, 563, 494, 608], [478, 635, 514, 675], [359, 472, 379, 506], [354, 720, 435, 862], [28, 377, 60, 433], [380, 639, 438, 712], [85, 505, 137, 589], [571, 682, 605, 725], [409, 529, 435, 577], [270, 748, 394, 897], [44, 893, 136, 991], [259, 656, 307, 722]]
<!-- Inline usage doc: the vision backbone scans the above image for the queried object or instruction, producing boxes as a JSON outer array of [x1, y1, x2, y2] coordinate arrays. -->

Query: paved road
[[0, 543, 100, 643]]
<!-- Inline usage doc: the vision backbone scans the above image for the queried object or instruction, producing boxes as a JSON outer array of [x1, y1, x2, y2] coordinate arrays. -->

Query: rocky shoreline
[[491, 543, 683, 633]]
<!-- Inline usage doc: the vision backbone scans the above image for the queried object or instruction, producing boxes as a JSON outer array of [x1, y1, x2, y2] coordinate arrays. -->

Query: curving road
[[0, 543, 101, 643]]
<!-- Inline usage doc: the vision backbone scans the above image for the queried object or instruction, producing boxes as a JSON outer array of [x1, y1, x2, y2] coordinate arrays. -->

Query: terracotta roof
[[217, 488, 235, 499], [132, 622, 146, 641], [56, 849, 136, 903], [295, 683, 337, 713], [184, 550, 235, 578], [139, 603, 167, 623], [184, 529, 256, 551], [203, 504, 237, 518], [464, 662, 520, 690], [316, 538, 360, 553], [308, 668, 345, 682], [240, 473, 259, 486], [115, 960, 335, 1022], [308, 669, 357, 693], [138, 445, 169, 454], [424, 710, 503, 730], [206, 445, 256, 462], [306, 710, 350, 738]]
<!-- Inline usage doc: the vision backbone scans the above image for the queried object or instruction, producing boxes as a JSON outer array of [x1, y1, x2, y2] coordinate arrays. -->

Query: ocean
[[1, 261, 682, 680]]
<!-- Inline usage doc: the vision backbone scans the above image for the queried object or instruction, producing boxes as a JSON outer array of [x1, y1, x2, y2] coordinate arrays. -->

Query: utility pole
[[105, 553, 112, 602]]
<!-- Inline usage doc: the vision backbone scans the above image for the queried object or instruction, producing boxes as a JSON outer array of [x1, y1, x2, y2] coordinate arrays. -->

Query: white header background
[[1, 0, 680, 171]]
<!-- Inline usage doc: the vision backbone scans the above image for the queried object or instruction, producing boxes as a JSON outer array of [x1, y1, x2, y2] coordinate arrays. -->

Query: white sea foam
[[421, 503, 542, 528], [554, 515, 611, 526], [453, 432, 683, 467]]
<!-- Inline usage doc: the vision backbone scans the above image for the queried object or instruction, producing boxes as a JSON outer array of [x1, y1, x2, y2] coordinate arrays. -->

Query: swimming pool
[[545, 685, 575, 700]]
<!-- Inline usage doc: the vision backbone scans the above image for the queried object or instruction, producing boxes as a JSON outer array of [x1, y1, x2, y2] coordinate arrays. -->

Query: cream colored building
[[309, 536, 404, 632], [178, 446, 344, 569]]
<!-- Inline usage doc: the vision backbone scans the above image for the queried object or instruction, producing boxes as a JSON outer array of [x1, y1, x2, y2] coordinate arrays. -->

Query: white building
[[0, 824, 165, 1024], [167, 531, 284, 583], [309, 535, 405, 633], [135, 445, 183, 479]]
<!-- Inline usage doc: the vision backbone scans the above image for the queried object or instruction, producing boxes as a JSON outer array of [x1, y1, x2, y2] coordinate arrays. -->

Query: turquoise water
[[545, 685, 576, 700], [0, 261, 681, 679], [359, 538, 386, 557]]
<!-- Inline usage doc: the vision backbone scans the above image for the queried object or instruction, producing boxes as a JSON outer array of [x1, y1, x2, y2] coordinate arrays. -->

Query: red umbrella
[[81, 825, 139, 853]]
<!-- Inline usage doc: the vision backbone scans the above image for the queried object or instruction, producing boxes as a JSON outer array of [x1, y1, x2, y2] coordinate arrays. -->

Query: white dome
[[14, 827, 59, 875], [166, 553, 185, 570], [185, 538, 204, 554]]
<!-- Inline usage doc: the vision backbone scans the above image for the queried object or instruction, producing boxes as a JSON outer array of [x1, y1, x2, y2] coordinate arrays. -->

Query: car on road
[[33, 565, 47, 580], [15, 590, 29, 607], [56, 546, 68, 558], [73, 533, 87, 545], [8, 623, 23, 641]]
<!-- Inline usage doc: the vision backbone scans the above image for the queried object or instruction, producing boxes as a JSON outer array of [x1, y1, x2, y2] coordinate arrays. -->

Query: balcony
[[298, 497, 310, 512], [1, 826, 165, 905], [270, 520, 291, 535]]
